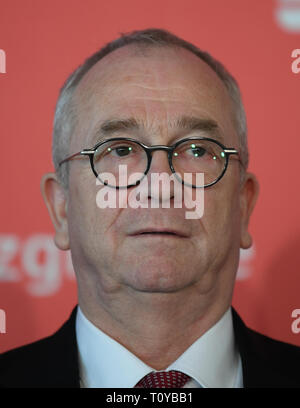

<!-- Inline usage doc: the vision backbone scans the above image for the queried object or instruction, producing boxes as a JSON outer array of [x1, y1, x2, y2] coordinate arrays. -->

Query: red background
[[1, 0, 300, 353]]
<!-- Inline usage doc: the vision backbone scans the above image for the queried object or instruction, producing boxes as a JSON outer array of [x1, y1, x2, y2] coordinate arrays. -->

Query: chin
[[127, 264, 194, 293]]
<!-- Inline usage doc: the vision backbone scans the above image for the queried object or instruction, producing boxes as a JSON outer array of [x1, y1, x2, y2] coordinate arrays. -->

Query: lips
[[129, 228, 189, 238]]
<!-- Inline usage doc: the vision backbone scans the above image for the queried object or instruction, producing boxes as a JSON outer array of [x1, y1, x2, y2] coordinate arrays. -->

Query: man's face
[[63, 45, 256, 297]]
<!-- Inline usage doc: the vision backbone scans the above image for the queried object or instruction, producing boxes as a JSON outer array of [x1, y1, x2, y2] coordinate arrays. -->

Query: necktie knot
[[135, 370, 191, 388]]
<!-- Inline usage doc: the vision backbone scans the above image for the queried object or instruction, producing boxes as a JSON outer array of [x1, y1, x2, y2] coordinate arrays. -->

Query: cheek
[[70, 177, 127, 247], [202, 182, 241, 236]]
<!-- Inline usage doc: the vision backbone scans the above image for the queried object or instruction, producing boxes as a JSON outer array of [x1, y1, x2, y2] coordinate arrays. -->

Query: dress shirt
[[75, 306, 243, 388]]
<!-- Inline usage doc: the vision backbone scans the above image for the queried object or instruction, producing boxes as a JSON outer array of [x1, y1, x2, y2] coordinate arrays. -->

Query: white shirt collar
[[75, 305, 242, 388]]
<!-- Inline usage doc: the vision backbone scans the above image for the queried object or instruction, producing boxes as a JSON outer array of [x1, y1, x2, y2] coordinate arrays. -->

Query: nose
[[148, 150, 171, 173], [146, 149, 176, 204]]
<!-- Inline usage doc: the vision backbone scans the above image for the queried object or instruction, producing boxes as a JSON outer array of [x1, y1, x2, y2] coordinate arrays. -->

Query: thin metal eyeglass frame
[[58, 137, 241, 189]]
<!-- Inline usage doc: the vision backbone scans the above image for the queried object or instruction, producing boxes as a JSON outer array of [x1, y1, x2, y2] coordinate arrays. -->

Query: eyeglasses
[[59, 137, 240, 188]]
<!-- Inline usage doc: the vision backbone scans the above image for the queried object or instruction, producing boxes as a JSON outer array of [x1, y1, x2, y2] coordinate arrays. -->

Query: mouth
[[129, 229, 188, 238]]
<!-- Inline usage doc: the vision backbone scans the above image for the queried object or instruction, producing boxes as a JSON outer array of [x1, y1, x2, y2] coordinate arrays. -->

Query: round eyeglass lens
[[172, 139, 226, 187], [93, 140, 148, 187]]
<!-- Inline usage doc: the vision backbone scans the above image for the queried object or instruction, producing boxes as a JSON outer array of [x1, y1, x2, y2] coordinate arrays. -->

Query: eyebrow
[[93, 115, 223, 143], [100, 117, 140, 133]]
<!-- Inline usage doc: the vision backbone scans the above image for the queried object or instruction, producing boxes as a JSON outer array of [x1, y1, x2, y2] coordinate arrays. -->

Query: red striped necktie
[[135, 370, 191, 388]]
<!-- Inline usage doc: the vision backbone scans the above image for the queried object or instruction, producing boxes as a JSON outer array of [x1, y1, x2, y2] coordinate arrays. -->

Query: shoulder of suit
[[243, 322, 300, 361], [233, 308, 300, 358], [232, 307, 300, 386], [0, 329, 59, 364], [0, 306, 79, 388]]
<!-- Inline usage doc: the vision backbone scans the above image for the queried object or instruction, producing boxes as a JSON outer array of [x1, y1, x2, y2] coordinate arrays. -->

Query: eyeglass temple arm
[[58, 149, 95, 166], [224, 148, 245, 169]]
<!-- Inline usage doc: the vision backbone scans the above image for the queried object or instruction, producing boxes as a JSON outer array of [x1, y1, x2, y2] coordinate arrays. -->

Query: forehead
[[72, 45, 237, 148]]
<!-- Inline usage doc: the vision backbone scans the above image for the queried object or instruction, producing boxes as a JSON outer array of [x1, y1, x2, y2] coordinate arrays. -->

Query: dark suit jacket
[[0, 306, 300, 388]]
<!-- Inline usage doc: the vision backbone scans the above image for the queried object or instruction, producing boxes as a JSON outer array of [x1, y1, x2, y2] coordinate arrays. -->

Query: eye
[[95, 142, 138, 161], [108, 145, 133, 157], [183, 143, 213, 159], [173, 140, 225, 165], [187, 145, 207, 158]]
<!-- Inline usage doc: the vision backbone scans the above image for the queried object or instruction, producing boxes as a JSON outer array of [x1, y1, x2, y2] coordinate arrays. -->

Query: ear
[[239, 172, 259, 250], [40, 173, 70, 250]]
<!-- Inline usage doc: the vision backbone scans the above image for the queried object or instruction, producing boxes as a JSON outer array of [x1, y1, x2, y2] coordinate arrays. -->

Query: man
[[0, 28, 299, 388]]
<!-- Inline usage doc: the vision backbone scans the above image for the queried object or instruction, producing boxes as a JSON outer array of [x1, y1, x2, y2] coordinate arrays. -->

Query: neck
[[78, 280, 233, 370]]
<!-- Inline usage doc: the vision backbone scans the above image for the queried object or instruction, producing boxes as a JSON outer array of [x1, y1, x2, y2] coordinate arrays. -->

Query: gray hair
[[53, 28, 248, 188]]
